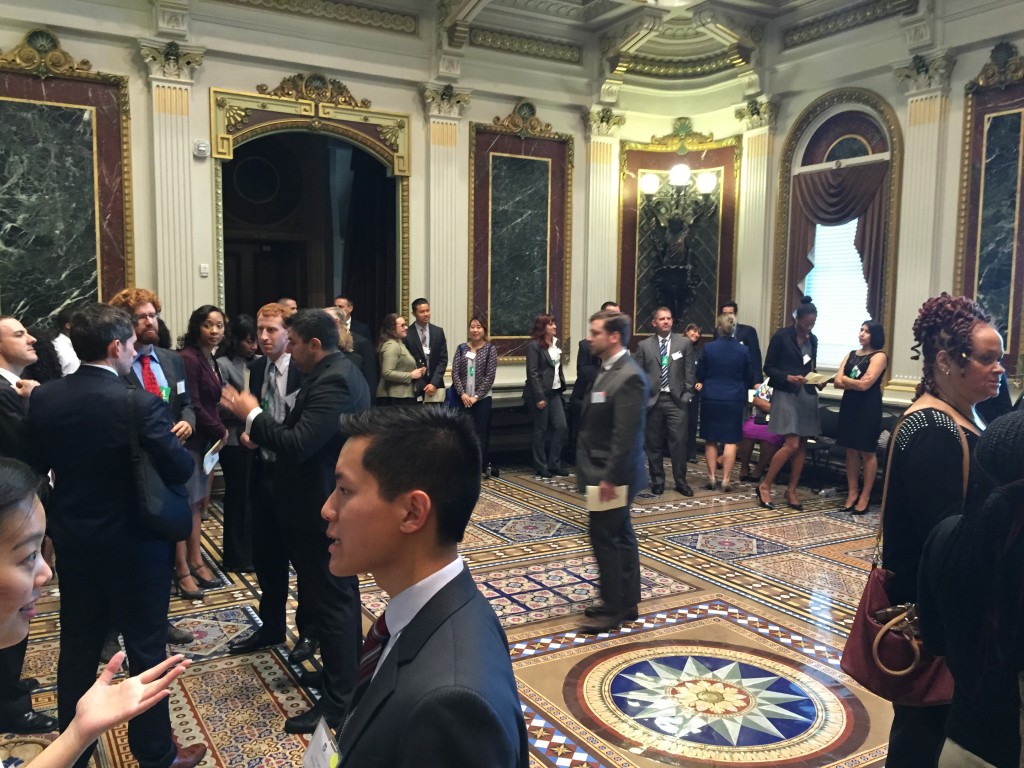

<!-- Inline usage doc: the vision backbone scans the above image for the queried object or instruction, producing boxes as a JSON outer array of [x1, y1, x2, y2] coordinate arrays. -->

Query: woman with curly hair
[[882, 292, 1003, 767]]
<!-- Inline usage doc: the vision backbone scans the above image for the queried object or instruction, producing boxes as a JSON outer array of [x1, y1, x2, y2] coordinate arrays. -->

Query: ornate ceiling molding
[[256, 72, 371, 108], [965, 41, 1024, 93], [216, 0, 417, 34], [892, 51, 954, 95], [782, 0, 917, 50], [624, 45, 752, 80], [468, 27, 581, 63], [139, 39, 205, 82], [421, 82, 472, 118]]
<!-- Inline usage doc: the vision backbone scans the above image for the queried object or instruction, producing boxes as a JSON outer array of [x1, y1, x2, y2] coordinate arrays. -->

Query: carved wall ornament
[[217, 0, 417, 33], [0, 29, 92, 78], [734, 98, 778, 130], [966, 42, 1024, 93], [641, 117, 722, 154], [783, 0, 917, 50], [421, 83, 472, 118], [892, 51, 954, 94], [491, 100, 558, 139], [153, 0, 189, 38], [468, 28, 581, 63], [139, 40, 204, 81], [583, 107, 625, 138], [256, 73, 371, 108]]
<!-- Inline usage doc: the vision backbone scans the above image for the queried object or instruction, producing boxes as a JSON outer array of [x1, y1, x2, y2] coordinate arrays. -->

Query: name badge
[[303, 716, 339, 768], [671, 351, 683, 361], [465, 351, 476, 360], [176, 380, 186, 395], [802, 354, 811, 365], [158, 385, 171, 402], [591, 391, 607, 404]]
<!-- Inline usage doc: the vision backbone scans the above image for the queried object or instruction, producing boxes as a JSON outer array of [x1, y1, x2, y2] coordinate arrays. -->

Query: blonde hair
[[716, 313, 736, 337], [323, 307, 353, 352]]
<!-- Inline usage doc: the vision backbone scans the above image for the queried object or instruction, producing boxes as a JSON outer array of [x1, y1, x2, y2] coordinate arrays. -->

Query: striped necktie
[[659, 337, 669, 390], [351, 613, 390, 705]]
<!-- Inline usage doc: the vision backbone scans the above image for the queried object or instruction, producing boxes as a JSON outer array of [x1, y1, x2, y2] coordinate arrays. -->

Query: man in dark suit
[[324, 407, 528, 767], [27, 303, 206, 768], [221, 309, 367, 734], [404, 297, 448, 402], [715, 301, 762, 379], [575, 310, 649, 634], [634, 307, 696, 496], [569, 301, 618, 458], [0, 316, 56, 734], [334, 294, 372, 341]]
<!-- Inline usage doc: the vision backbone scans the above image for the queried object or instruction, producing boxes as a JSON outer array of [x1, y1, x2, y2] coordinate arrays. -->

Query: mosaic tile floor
[[12, 458, 893, 766]]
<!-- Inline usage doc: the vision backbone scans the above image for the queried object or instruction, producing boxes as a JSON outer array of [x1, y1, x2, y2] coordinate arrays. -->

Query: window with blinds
[[804, 219, 871, 369]]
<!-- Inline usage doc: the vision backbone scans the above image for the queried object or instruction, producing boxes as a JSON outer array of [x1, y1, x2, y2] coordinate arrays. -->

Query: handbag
[[839, 407, 966, 706], [126, 386, 192, 541], [444, 384, 460, 408]]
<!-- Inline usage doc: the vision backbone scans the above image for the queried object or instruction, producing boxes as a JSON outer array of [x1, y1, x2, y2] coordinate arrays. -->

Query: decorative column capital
[[152, 0, 190, 39], [139, 39, 204, 82], [893, 51, 955, 96], [734, 97, 778, 131], [420, 83, 472, 119], [583, 107, 625, 139]]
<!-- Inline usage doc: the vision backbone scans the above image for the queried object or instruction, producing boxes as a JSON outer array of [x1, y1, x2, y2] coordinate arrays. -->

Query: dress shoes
[[284, 703, 342, 735], [168, 743, 208, 768], [675, 483, 693, 497], [227, 629, 284, 655], [583, 604, 638, 621], [650, 484, 664, 496], [550, 469, 569, 477], [167, 623, 194, 645], [0, 710, 57, 734], [288, 636, 319, 664], [17, 678, 38, 693], [298, 669, 324, 688], [535, 470, 553, 479], [578, 610, 636, 635]]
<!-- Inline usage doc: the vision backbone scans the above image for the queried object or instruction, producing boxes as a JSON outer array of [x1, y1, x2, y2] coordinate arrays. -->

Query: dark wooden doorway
[[222, 132, 396, 328]]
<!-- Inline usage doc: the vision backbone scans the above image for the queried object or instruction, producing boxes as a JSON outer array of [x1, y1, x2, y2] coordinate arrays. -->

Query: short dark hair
[[341, 407, 481, 545], [684, 322, 702, 334], [863, 320, 885, 350], [179, 305, 224, 350], [0, 458, 42, 532], [287, 309, 339, 351], [70, 303, 133, 362], [720, 300, 738, 313], [600, 301, 620, 311], [411, 297, 429, 313], [55, 303, 84, 330], [591, 310, 631, 346]]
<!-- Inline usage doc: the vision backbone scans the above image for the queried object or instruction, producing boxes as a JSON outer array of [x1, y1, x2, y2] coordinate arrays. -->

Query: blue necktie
[[659, 338, 669, 391]]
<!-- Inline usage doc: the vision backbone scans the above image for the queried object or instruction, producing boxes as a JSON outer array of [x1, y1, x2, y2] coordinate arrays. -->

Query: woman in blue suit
[[696, 313, 754, 492]]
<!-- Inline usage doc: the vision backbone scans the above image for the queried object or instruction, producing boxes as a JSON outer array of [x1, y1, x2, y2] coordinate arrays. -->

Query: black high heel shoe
[[173, 572, 204, 600], [755, 487, 774, 510], [189, 564, 220, 589]]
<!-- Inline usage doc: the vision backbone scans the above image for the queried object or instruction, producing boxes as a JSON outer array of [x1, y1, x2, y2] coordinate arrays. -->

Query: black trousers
[[530, 392, 567, 473], [218, 445, 253, 569], [888, 703, 949, 767], [588, 503, 641, 611], [56, 539, 176, 768], [0, 636, 30, 722], [466, 396, 492, 471]]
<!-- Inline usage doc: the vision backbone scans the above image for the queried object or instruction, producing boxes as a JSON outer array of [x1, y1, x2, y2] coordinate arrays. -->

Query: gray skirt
[[768, 387, 820, 437], [185, 449, 210, 505]]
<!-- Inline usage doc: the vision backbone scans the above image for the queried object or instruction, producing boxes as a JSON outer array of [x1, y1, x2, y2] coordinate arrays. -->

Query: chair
[[806, 403, 842, 491]]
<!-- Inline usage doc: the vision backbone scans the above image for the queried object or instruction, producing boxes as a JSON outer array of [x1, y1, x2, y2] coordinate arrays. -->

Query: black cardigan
[[763, 325, 818, 394]]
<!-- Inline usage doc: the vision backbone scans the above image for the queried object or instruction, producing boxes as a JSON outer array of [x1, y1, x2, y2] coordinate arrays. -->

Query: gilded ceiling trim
[[782, 0, 916, 50], [209, 81, 410, 175], [468, 27, 581, 63], [625, 45, 751, 80], [214, 0, 417, 34], [770, 88, 903, 366]]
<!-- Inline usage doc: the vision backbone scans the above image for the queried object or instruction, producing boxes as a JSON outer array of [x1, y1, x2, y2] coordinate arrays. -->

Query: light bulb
[[695, 171, 718, 195], [668, 164, 692, 187], [639, 173, 661, 196]]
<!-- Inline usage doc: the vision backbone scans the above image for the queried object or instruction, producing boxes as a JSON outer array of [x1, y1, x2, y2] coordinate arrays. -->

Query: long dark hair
[[530, 314, 555, 348], [216, 314, 257, 360], [178, 305, 224, 350], [378, 313, 402, 349]]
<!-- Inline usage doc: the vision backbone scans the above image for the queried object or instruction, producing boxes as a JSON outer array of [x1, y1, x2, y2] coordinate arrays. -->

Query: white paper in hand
[[586, 484, 628, 512]]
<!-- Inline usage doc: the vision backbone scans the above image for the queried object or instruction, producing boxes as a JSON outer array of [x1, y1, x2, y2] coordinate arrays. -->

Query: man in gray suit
[[633, 307, 696, 496], [575, 310, 649, 634]]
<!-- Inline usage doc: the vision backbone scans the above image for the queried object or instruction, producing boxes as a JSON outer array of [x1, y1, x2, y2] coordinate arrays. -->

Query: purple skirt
[[742, 416, 784, 447]]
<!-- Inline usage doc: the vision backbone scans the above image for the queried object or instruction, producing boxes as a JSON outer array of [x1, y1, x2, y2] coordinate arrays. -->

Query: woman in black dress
[[882, 293, 1003, 768], [834, 321, 887, 514]]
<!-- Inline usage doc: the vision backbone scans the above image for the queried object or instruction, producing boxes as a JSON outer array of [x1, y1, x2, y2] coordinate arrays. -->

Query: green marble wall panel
[[0, 98, 97, 327], [975, 110, 1022, 341], [488, 154, 550, 337]]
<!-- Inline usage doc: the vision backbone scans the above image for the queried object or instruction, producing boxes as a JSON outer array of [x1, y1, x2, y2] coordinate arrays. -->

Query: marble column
[[734, 100, 778, 341], [889, 52, 955, 392], [420, 83, 471, 336], [582, 108, 625, 315], [139, 39, 204, 335]]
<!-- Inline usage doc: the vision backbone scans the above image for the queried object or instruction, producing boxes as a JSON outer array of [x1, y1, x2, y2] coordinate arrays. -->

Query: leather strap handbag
[[840, 405, 964, 706], [126, 386, 192, 541]]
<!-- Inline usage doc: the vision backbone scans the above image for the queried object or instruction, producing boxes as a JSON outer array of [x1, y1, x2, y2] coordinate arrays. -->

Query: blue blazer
[[697, 336, 755, 403]]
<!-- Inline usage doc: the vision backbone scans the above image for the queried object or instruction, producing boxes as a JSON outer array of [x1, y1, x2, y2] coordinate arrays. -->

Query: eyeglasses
[[132, 312, 160, 322]]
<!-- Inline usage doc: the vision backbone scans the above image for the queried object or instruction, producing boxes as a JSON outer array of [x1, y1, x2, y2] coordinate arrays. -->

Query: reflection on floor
[[14, 459, 892, 767]]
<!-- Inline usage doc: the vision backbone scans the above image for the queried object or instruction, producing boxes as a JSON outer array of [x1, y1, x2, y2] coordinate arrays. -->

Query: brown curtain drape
[[788, 162, 889, 318]]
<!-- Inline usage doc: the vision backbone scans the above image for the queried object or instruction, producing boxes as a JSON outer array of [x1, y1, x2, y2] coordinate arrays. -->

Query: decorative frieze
[[217, 0, 417, 33], [783, 0, 917, 50], [468, 28, 580, 63]]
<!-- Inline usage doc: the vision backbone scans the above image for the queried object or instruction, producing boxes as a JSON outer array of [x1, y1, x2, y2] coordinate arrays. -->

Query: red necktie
[[355, 613, 390, 691], [139, 354, 161, 396]]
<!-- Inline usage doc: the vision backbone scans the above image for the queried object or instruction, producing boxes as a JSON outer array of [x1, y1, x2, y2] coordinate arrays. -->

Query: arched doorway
[[210, 74, 411, 334], [222, 132, 396, 329]]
